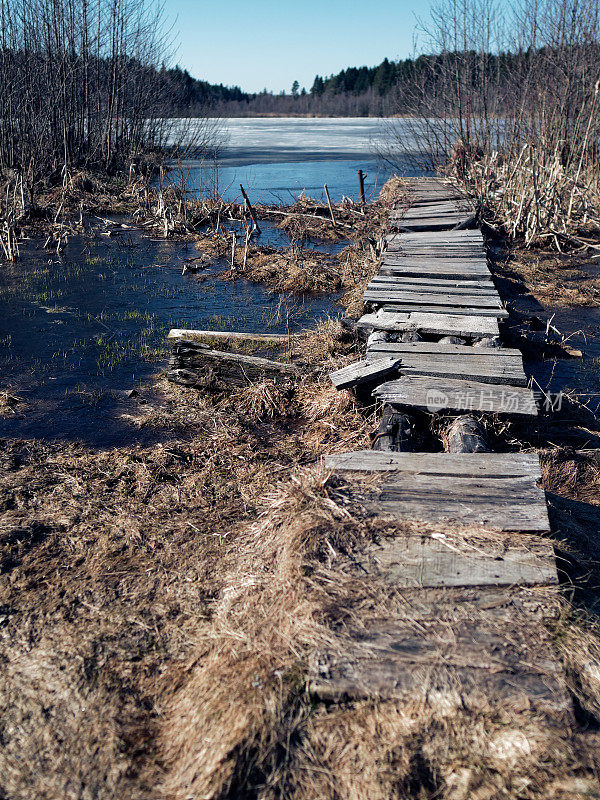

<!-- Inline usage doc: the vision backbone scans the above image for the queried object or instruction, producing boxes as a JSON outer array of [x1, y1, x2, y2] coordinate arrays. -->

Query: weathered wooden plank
[[367, 358, 526, 386], [374, 375, 538, 417], [358, 534, 557, 588], [323, 451, 543, 479], [381, 304, 509, 318], [400, 201, 474, 215], [357, 311, 500, 338], [167, 342, 298, 388], [370, 275, 495, 290], [364, 289, 504, 308], [310, 614, 571, 719], [380, 261, 491, 279], [365, 350, 527, 386], [336, 473, 549, 531], [388, 229, 484, 241], [329, 357, 400, 391], [393, 216, 476, 232], [367, 281, 499, 297], [167, 328, 295, 343], [365, 341, 522, 358]]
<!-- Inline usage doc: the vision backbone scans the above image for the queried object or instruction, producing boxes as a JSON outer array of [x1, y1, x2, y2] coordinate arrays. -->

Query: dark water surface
[[0, 223, 337, 446]]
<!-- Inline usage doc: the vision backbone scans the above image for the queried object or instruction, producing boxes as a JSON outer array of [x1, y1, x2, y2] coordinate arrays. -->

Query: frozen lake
[[169, 117, 430, 204]]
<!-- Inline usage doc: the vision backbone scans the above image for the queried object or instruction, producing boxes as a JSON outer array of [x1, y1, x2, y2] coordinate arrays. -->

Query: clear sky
[[163, 0, 430, 94]]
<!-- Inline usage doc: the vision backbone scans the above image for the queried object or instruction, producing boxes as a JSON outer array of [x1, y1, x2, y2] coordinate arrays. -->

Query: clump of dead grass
[[498, 244, 600, 306], [378, 175, 409, 207], [222, 379, 292, 421]]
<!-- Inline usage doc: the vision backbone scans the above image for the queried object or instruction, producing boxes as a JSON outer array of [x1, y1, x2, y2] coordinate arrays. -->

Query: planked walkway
[[318, 177, 572, 722]]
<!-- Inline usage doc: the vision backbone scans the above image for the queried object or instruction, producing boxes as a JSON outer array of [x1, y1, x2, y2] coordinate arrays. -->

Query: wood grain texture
[[323, 450, 543, 479], [357, 311, 500, 338], [358, 534, 557, 588], [381, 303, 509, 318], [329, 357, 401, 390], [338, 473, 550, 531], [374, 375, 538, 416]]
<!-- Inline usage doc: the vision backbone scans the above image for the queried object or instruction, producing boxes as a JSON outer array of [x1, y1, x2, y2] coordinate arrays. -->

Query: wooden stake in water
[[324, 184, 337, 228], [239, 184, 261, 234], [358, 169, 366, 205]]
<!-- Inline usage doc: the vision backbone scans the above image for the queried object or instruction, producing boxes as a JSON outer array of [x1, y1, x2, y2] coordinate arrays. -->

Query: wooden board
[[309, 615, 571, 719], [366, 342, 521, 359], [369, 275, 495, 290], [366, 354, 526, 386], [392, 216, 476, 232], [329, 357, 400, 390], [167, 341, 297, 388], [374, 375, 538, 416], [363, 289, 504, 308], [336, 473, 549, 531], [357, 311, 500, 338], [381, 304, 509, 318], [365, 343, 527, 386], [168, 328, 294, 343], [380, 261, 491, 280], [357, 534, 557, 588], [387, 230, 484, 242], [366, 281, 499, 297], [399, 201, 474, 216], [323, 451, 543, 479]]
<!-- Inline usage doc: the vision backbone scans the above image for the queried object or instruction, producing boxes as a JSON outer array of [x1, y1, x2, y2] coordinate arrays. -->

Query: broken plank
[[167, 343, 298, 389], [329, 357, 400, 391], [374, 375, 537, 417]]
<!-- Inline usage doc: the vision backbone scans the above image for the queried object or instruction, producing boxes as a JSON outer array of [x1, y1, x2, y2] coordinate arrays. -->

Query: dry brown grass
[[153, 466, 600, 799], [497, 244, 600, 307], [0, 316, 376, 799]]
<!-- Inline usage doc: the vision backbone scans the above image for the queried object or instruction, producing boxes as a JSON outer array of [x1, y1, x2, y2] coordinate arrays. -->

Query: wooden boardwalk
[[321, 177, 572, 722]]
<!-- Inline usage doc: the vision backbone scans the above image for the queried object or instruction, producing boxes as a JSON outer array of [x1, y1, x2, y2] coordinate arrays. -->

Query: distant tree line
[[171, 50, 576, 118]]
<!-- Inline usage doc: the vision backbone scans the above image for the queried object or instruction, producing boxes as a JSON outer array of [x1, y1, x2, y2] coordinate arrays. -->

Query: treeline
[[175, 51, 561, 118], [0, 0, 217, 207]]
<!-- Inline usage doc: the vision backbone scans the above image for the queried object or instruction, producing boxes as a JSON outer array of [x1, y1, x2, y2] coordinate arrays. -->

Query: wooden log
[[445, 416, 489, 453], [372, 404, 415, 452], [167, 340, 298, 389], [358, 169, 366, 205], [324, 183, 337, 228], [168, 328, 295, 343]]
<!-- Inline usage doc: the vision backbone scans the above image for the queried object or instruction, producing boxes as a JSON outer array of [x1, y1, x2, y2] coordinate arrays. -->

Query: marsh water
[[1, 117, 599, 444], [0, 118, 411, 445]]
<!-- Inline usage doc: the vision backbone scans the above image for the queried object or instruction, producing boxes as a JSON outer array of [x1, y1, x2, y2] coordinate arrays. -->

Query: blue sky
[[164, 0, 429, 94]]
